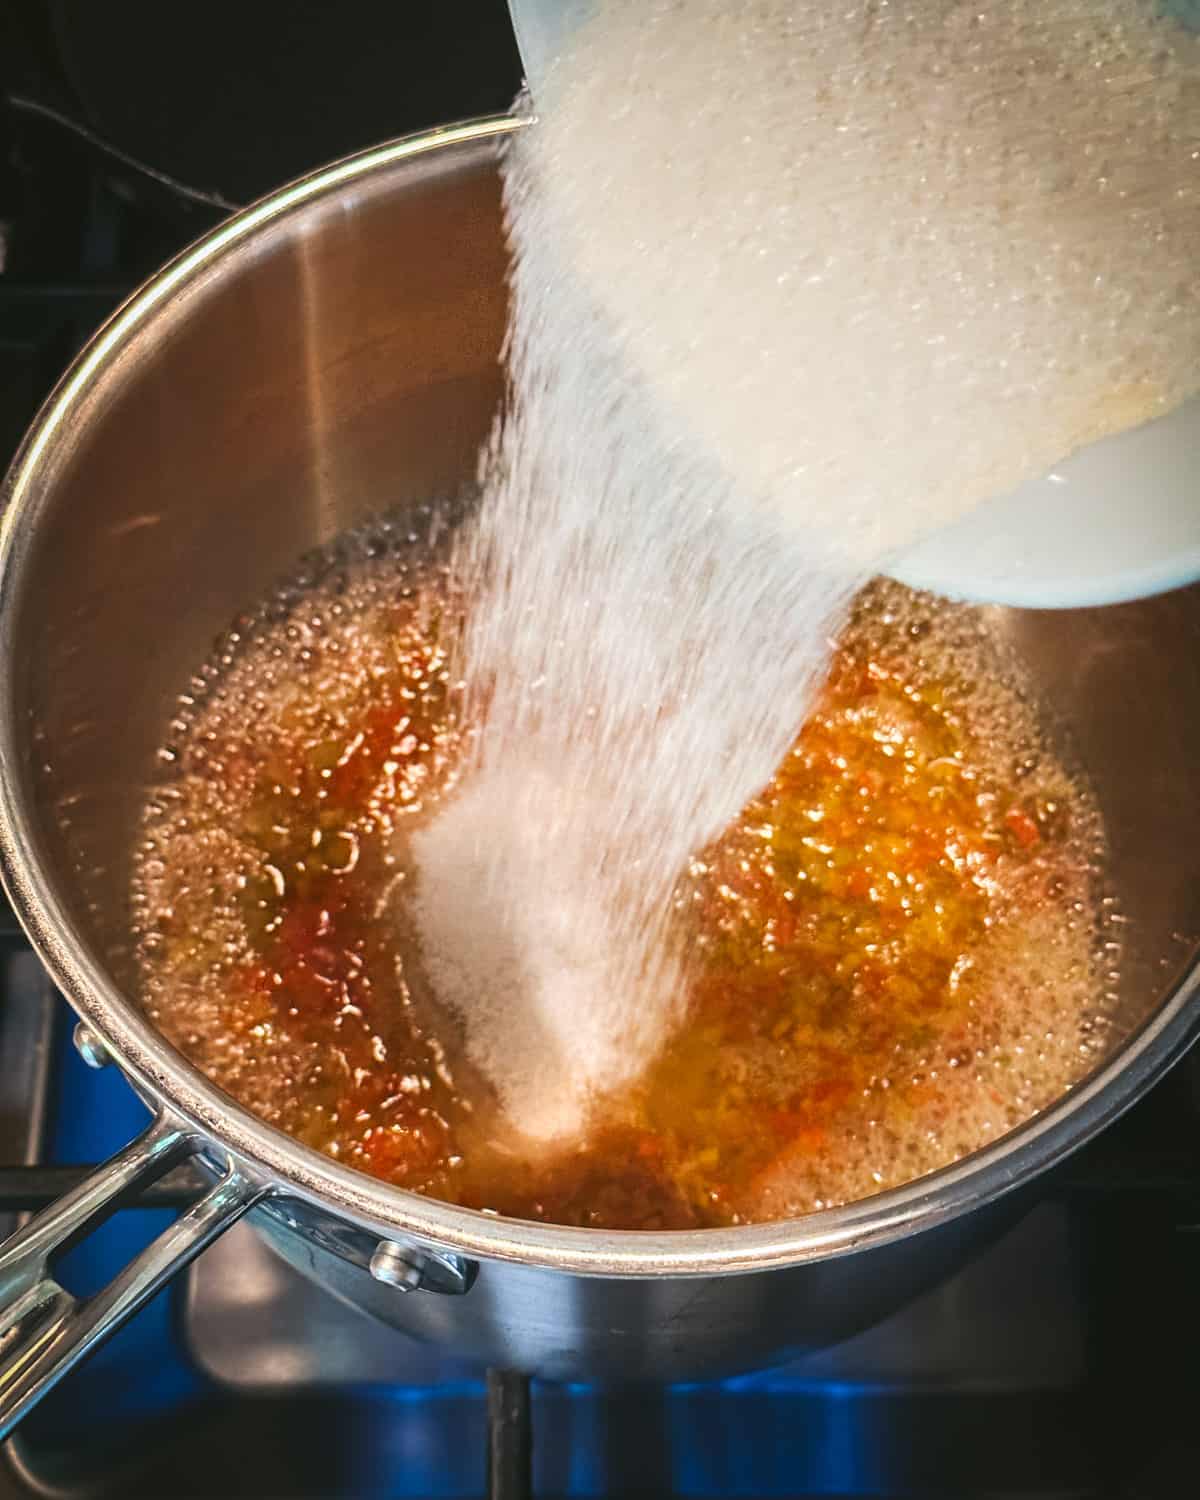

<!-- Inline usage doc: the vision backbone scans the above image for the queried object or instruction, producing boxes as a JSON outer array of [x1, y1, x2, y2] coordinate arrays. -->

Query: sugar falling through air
[[410, 0, 1200, 1146]]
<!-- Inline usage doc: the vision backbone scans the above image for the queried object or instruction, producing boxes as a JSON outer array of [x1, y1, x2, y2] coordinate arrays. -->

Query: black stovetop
[[4, 8, 1200, 1496]]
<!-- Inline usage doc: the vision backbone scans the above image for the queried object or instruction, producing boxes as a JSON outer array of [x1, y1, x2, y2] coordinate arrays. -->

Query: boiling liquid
[[133, 526, 1113, 1228]]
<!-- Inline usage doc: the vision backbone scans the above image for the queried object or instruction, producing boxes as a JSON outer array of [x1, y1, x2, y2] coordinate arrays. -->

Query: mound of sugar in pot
[[410, 771, 687, 1144]]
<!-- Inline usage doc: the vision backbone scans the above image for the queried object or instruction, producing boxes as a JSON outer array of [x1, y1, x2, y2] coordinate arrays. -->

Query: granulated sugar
[[529, 0, 1200, 560], [411, 0, 1199, 1144], [412, 458, 861, 1141], [408, 770, 687, 1144]]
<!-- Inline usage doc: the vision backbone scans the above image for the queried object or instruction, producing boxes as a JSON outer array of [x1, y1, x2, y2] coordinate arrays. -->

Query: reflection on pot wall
[[18, 158, 508, 982], [255, 1189, 1023, 1380]]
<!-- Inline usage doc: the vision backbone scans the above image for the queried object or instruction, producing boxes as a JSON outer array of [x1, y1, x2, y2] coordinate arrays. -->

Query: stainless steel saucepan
[[0, 116, 1198, 1434]]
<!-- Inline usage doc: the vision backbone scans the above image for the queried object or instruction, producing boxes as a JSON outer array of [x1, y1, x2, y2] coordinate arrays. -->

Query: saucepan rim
[[1, 113, 1197, 1278]]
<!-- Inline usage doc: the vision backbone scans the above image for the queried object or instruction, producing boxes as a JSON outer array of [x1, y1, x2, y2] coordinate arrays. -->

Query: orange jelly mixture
[[135, 555, 1110, 1230]]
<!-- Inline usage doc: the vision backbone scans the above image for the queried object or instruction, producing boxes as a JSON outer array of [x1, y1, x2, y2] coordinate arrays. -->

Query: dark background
[[0, 0, 522, 457], [2, 0, 522, 205]]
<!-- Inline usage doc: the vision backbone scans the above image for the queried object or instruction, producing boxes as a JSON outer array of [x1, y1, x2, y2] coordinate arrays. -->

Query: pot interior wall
[[7, 135, 1199, 1058], [10, 141, 507, 978]]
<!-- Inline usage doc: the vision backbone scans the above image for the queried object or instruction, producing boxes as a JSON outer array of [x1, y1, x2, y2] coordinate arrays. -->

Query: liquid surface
[[133, 533, 1112, 1229]]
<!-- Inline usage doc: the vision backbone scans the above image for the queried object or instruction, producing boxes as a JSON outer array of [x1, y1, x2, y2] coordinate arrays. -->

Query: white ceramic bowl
[[507, 0, 1200, 608]]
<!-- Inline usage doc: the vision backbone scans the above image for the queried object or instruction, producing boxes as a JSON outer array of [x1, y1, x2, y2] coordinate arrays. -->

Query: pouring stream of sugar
[[508, 0, 1200, 610], [412, 0, 1200, 1152]]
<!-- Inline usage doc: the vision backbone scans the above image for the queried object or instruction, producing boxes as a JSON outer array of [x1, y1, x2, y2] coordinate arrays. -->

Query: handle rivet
[[72, 1024, 112, 1070], [369, 1241, 423, 1292]]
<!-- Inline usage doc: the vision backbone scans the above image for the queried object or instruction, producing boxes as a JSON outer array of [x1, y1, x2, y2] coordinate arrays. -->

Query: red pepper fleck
[[1005, 806, 1040, 848]]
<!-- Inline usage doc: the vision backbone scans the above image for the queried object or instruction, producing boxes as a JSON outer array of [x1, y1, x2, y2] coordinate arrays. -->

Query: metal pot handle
[[0, 1113, 262, 1438]]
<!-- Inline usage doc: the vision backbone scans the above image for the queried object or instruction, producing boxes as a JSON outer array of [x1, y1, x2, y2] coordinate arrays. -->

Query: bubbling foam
[[130, 543, 1116, 1226]]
